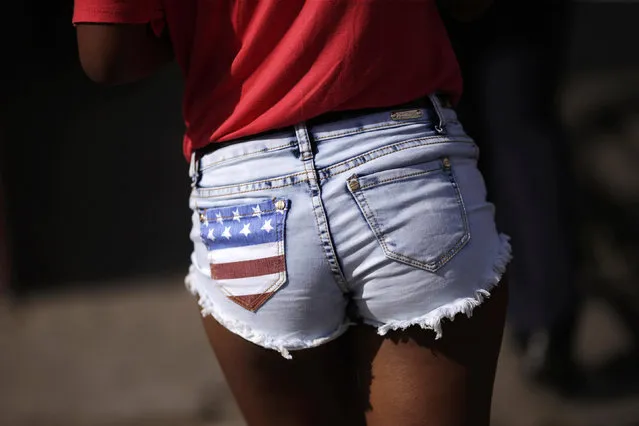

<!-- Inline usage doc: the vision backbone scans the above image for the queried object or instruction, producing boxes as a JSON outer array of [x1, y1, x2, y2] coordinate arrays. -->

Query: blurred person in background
[[74, 1, 512, 425], [442, 0, 579, 393]]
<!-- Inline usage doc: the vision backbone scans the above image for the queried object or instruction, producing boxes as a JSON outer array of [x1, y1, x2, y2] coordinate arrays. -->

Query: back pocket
[[198, 198, 289, 311], [347, 157, 469, 272]]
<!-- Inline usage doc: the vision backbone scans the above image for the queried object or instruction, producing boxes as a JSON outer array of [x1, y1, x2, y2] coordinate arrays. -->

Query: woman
[[74, 1, 510, 425]]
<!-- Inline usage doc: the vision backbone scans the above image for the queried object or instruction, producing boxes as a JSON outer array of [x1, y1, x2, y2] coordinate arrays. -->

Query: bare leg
[[200, 280, 506, 426], [201, 317, 366, 426], [353, 281, 508, 426]]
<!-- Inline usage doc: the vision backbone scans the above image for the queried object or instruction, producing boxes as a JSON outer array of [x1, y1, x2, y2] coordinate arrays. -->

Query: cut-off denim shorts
[[186, 95, 512, 358]]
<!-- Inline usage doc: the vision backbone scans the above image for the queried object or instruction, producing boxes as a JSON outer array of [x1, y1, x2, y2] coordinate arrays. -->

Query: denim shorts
[[186, 95, 511, 358]]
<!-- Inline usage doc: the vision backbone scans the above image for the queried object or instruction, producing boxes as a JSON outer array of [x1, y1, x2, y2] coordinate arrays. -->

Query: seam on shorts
[[357, 167, 441, 190], [199, 141, 297, 171], [302, 156, 350, 293], [192, 180, 306, 199], [192, 172, 308, 198], [311, 189, 350, 293], [312, 120, 426, 141], [196, 171, 306, 192], [323, 136, 454, 172], [311, 116, 461, 142], [318, 136, 473, 181]]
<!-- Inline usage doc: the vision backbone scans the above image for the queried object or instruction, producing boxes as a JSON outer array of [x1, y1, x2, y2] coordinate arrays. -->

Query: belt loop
[[294, 122, 314, 161], [189, 152, 200, 188], [428, 93, 447, 135]]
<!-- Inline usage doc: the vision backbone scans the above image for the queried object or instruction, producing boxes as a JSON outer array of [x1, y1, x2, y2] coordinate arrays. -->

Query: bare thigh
[[353, 281, 509, 426], [201, 317, 366, 426], [200, 281, 507, 426]]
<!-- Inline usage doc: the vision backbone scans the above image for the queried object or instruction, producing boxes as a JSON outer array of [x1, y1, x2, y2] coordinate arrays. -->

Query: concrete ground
[[1, 275, 638, 426]]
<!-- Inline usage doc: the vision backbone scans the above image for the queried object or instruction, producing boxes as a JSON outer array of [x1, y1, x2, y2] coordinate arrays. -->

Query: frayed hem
[[184, 273, 351, 359], [375, 233, 512, 338]]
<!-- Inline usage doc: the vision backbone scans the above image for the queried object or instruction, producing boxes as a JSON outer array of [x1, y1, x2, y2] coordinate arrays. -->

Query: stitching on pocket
[[200, 199, 290, 311], [349, 162, 470, 272], [435, 165, 471, 267], [200, 208, 278, 221], [231, 210, 287, 311]]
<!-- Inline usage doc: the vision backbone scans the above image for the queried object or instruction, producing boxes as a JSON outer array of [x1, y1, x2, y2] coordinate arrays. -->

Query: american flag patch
[[199, 199, 289, 312]]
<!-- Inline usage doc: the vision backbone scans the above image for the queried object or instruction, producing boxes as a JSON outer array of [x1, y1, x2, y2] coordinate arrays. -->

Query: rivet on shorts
[[442, 157, 451, 170], [199, 213, 206, 223], [348, 178, 360, 191], [275, 200, 286, 211]]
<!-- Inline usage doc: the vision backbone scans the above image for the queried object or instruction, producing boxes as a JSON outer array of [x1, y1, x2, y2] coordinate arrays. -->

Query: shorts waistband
[[190, 94, 456, 180], [307, 94, 451, 128]]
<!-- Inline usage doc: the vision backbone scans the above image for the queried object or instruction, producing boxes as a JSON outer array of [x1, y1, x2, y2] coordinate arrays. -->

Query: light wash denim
[[186, 95, 511, 358]]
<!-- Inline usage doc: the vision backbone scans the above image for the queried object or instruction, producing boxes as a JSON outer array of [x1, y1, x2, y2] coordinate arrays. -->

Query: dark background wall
[[1, 1, 187, 294], [1, 1, 638, 295]]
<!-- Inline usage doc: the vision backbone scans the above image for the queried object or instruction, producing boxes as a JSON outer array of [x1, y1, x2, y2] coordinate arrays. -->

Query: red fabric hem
[[73, 6, 165, 35], [72, 5, 163, 25]]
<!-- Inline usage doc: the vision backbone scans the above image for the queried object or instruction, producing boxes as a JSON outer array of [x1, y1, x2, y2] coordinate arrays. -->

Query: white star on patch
[[215, 212, 224, 224], [207, 228, 215, 241], [252, 205, 262, 218], [232, 209, 241, 222], [261, 219, 273, 233], [222, 226, 232, 239], [240, 223, 251, 237], [203, 217, 209, 226]]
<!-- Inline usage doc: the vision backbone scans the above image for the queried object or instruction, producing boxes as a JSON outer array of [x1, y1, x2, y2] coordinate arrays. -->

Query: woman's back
[[75, 0, 462, 157]]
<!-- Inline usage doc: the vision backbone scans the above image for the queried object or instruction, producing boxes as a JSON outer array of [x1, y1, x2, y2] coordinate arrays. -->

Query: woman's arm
[[76, 23, 173, 85]]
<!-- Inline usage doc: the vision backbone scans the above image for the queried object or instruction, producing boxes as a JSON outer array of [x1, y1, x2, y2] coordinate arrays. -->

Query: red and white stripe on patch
[[200, 199, 288, 312]]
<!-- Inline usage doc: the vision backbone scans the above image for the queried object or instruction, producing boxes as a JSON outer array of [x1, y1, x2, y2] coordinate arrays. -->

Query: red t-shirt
[[73, 0, 462, 159]]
